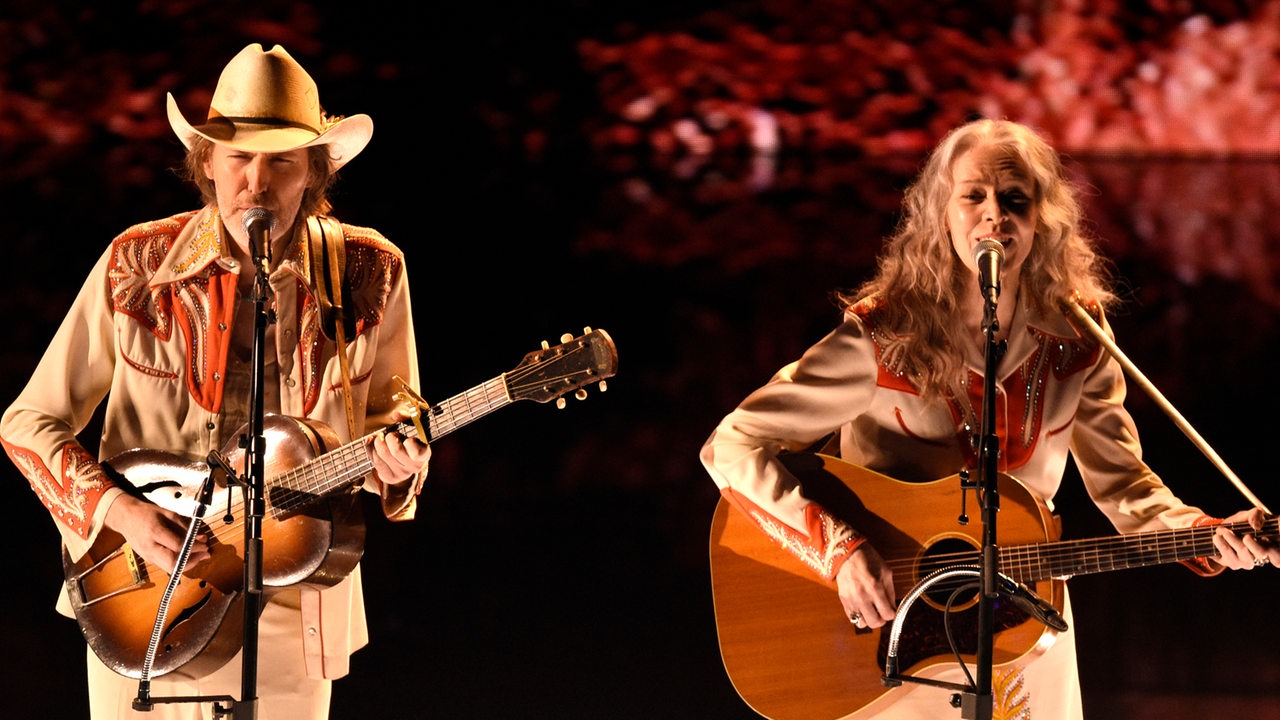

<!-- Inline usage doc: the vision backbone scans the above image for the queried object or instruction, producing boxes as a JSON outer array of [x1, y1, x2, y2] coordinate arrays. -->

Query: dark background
[[3, 2, 1280, 718]]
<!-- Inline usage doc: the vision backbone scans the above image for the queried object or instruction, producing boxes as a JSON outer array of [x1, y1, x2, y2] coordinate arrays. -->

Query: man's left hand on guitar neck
[[368, 412, 431, 491]]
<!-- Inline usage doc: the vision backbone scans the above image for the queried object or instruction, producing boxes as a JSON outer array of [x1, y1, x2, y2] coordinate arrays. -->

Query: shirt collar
[[149, 205, 310, 287]]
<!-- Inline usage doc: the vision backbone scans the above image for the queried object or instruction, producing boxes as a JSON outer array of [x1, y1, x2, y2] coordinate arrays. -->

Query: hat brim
[[166, 93, 372, 170]]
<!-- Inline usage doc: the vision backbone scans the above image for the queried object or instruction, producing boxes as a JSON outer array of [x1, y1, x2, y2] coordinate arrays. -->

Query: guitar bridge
[[69, 544, 148, 608]]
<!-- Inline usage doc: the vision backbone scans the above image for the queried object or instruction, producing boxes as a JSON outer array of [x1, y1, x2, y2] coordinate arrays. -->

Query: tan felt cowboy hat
[[166, 43, 372, 170]]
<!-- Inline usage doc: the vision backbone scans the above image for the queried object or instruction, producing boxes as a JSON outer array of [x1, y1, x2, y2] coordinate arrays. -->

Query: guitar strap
[[306, 215, 357, 440]]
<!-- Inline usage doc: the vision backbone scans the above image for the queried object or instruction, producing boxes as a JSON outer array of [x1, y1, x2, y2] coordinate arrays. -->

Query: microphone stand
[[959, 291, 1002, 720], [129, 225, 273, 719], [233, 226, 275, 719], [881, 269, 1066, 714]]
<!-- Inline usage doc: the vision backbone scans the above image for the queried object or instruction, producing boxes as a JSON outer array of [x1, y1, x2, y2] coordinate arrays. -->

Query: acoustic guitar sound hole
[[918, 535, 981, 611]]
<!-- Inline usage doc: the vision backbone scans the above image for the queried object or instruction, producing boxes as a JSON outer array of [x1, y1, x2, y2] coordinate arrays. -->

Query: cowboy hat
[[166, 43, 372, 170]]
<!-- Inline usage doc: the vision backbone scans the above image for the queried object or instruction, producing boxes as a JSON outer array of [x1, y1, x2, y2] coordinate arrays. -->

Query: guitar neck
[[1003, 516, 1279, 582], [266, 374, 511, 512], [423, 375, 512, 441], [261, 327, 617, 515]]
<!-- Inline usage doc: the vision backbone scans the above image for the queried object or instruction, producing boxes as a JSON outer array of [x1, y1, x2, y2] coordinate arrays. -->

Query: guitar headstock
[[509, 327, 618, 407], [387, 328, 616, 443]]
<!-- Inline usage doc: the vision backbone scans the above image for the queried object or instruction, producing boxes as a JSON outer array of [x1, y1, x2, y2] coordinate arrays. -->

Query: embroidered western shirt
[[1, 205, 424, 679]]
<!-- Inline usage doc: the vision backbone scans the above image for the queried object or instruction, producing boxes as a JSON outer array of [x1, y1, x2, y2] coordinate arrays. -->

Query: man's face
[[203, 144, 312, 255]]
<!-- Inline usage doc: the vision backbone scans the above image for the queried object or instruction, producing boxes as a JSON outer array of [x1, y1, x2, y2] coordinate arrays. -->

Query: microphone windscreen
[[242, 207, 276, 235], [972, 238, 1005, 264]]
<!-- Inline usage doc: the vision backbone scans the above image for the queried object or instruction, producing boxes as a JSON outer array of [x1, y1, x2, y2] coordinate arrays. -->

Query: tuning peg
[[561, 332, 573, 343], [541, 340, 550, 349], [556, 397, 566, 409], [598, 380, 608, 392], [575, 389, 587, 400]]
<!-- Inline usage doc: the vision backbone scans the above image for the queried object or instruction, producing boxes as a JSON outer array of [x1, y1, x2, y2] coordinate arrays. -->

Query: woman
[[699, 118, 1278, 718]]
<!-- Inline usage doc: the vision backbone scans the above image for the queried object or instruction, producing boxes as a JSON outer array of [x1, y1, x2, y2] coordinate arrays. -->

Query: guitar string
[[276, 338, 598, 499], [875, 517, 1276, 591], [122, 339, 604, 582]]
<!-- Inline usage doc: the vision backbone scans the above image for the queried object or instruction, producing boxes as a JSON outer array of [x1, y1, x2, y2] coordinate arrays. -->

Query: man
[[1, 43, 431, 718]]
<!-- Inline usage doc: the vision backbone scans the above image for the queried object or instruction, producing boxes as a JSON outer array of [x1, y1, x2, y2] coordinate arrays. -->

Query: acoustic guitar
[[64, 328, 617, 679], [708, 452, 1277, 720]]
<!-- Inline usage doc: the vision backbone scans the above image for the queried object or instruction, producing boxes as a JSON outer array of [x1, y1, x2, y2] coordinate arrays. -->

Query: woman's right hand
[[836, 543, 897, 629]]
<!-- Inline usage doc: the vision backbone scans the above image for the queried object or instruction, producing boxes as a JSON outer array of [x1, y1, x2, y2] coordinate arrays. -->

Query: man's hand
[[103, 493, 211, 575], [369, 429, 431, 488]]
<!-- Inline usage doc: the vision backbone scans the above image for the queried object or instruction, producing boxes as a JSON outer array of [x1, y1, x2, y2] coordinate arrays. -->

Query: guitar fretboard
[[425, 376, 512, 439], [263, 374, 514, 517], [253, 328, 615, 519], [1000, 517, 1278, 582]]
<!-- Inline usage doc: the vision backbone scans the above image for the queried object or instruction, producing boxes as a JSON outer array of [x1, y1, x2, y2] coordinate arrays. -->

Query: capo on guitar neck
[[392, 375, 430, 442]]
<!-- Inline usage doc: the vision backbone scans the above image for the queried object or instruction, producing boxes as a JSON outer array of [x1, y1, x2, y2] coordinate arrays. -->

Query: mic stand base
[[132, 694, 238, 718]]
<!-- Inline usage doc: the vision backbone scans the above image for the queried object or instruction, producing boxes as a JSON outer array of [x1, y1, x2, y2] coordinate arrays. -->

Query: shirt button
[[307, 626, 318, 636], [286, 377, 296, 388], [213, 372, 221, 382], [206, 422, 216, 430], [218, 323, 227, 331]]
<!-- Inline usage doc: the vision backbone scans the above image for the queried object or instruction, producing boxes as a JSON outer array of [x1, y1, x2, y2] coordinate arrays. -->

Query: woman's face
[[947, 144, 1038, 288]]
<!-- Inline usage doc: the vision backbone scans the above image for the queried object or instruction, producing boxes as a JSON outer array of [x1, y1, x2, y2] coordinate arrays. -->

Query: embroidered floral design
[[169, 209, 222, 276], [109, 225, 176, 339], [298, 277, 326, 416], [992, 665, 1032, 720], [948, 324, 1100, 472], [747, 507, 849, 573], [171, 273, 216, 387], [2, 441, 107, 539], [746, 504, 858, 580]]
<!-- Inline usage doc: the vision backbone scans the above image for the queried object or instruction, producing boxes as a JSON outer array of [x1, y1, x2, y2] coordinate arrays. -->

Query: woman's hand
[[1211, 508, 1279, 570], [836, 543, 897, 629]]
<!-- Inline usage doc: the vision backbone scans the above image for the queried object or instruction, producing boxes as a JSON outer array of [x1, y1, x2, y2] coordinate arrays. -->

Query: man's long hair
[[180, 137, 338, 218], [838, 118, 1118, 399]]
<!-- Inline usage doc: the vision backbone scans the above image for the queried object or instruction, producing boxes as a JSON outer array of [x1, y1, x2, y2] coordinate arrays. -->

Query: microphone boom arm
[[1064, 297, 1270, 513]]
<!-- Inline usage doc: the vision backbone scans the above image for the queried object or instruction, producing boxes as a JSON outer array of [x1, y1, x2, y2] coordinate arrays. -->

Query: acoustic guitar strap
[[306, 215, 357, 440]]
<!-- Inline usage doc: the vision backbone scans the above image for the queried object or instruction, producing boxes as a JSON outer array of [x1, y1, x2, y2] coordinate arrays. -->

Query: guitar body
[[63, 414, 366, 679], [709, 453, 1062, 720]]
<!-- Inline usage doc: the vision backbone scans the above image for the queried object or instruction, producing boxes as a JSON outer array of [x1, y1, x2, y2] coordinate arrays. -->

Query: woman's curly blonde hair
[[838, 118, 1117, 399]]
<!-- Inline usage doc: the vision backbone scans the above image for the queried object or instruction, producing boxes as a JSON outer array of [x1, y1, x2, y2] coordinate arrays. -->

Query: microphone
[[241, 207, 276, 265], [972, 238, 1004, 307], [999, 574, 1068, 632]]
